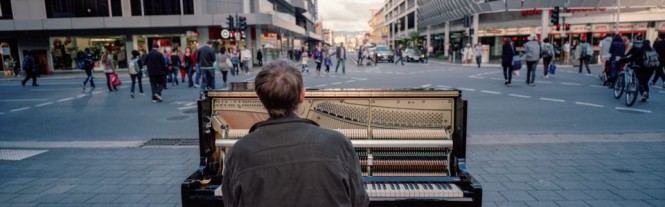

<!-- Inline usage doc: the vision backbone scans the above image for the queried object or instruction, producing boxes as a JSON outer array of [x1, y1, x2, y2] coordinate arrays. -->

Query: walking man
[[335, 42, 346, 74], [81, 48, 95, 90], [542, 38, 555, 79], [256, 49, 263, 66], [145, 45, 168, 102], [357, 46, 363, 66], [394, 44, 405, 66], [197, 40, 216, 97], [524, 34, 542, 87], [578, 39, 592, 74], [651, 33, 665, 87], [21, 51, 39, 87], [240, 46, 252, 75], [474, 43, 483, 68]]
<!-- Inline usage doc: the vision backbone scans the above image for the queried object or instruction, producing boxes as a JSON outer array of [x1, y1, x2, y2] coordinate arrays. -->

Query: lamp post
[[397, 19, 402, 47]]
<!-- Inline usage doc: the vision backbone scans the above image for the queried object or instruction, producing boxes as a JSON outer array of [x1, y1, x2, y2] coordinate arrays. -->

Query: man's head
[[207, 40, 213, 46], [340, 42, 344, 47], [659, 33, 665, 40], [635, 34, 644, 41], [255, 60, 305, 118]]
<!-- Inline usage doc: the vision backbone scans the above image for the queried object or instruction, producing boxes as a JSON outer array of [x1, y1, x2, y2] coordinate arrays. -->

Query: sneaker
[[545, 75, 550, 79], [21, 80, 25, 86], [530, 83, 535, 87], [140, 93, 145, 96], [154, 94, 163, 102], [130, 93, 135, 98]]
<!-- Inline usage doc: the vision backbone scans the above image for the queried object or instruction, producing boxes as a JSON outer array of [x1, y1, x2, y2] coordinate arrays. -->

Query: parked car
[[374, 45, 394, 63], [404, 48, 421, 62]]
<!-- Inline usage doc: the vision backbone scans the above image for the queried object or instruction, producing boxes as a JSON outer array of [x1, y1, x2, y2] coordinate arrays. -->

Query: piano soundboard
[[182, 87, 482, 207]]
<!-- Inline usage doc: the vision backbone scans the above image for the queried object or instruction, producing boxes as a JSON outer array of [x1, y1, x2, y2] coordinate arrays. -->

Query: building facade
[[383, 0, 419, 49], [0, 0, 321, 73], [418, 0, 665, 62], [368, 7, 385, 43]]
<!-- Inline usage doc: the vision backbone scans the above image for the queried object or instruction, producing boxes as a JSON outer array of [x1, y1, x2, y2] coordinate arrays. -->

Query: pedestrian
[[474, 43, 483, 68], [216, 47, 230, 86], [21, 50, 39, 87], [312, 45, 323, 75], [145, 44, 167, 102], [524, 34, 541, 87], [651, 33, 665, 87], [192, 43, 201, 88], [128, 50, 144, 98], [426, 44, 433, 64], [221, 60, 369, 207], [394, 44, 404, 66], [542, 38, 555, 79], [241, 46, 252, 75], [357, 46, 363, 66], [335, 42, 347, 73], [608, 35, 627, 87], [578, 39, 592, 74], [563, 40, 571, 64], [600, 34, 613, 82], [81, 48, 95, 90], [170, 49, 181, 86], [421, 46, 427, 64], [101, 51, 117, 92], [622, 35, 632, 54], [621, 35, 653, 102], [324, 52, 332, 73], [300, 49, 309, 73], [183, 48, 195, 87], [197, 40, 216, 97], [231, 48, 240, 76], [257, 49, 263, 66], [462, 43, 474, 66], [288, 49, 293, 60], [501, 39, 516, 87], [162, 48, 170, 90]]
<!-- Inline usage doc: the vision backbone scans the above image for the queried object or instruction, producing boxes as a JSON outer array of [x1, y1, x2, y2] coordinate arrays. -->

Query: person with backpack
[[197, 40, 216, 97], [216, 47, 231, 86], [129, 50, 144, 98], [651, 33, 665, 87], [81, 48, 95, 90], [621, 35, 654, 102], [524, 34, 541, 87], [21, 51, 39, 87], [501, 39, 516, 87], [542, 38, 555, 79], [578, 39, 592, 74]]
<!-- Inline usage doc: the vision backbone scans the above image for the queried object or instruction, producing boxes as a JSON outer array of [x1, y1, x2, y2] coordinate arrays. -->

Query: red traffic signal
[[565, 23, 571, 31], [556, 24, 561, 31]]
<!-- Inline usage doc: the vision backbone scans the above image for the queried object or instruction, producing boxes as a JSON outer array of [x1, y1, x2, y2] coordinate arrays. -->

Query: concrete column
[[541, 8, 549, 42], [472, 13, 479, 45], [426, 25, 431, 48], [444, 21, 450, 57]]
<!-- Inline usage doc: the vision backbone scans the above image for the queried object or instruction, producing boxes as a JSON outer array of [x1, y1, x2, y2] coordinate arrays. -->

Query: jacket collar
[[249, 113, 319, 133]]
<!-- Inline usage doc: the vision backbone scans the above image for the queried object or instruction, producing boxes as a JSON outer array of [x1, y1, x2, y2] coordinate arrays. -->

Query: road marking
[[396, 72, 405, 75], [659, 91, 665, 94], [653, 85, 663, 89], [561, 82, 581, 86], [242, 77, 254, 82], [358, 78, 368, 81], [346, 80, 355, 83], [420, 84, 432, 88], [481, 90, 501, 95], [92, 91, 104, 94], [468, 76, 485, 79], [509, 94, 531, 98], [56, 97, 75, 102], [458, 87, 476, 91], [436, 85, 451, 88], [540, 98, 565, 103], [0, 99, 48, 102], [536, 80, 553, 84], [575, 102, 604, 108], [76, 94, 88, 98], [10, 107, 30, 112], [185, 102, 196, 106], [331, 82, 342, 85], [330, 75, 338, 78], [615, 107, 652, 113], [316, 84, 328, 87], [490, 77, 503, 80], [0, 112, 4, 115], [35, 102, 54, 107], [30, 88, 82, 91], [178, 106, 197, 110], [589, 85, 606, 88]]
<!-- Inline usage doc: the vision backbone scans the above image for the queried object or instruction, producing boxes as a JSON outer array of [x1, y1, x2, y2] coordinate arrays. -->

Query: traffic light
[[238, 16, 247, 31], [556, 24, 561, 31], [550, 6, 560, 25], [226, 15, 235, 30], [462, 15, 470, 28], [565, 23, 571, 31]]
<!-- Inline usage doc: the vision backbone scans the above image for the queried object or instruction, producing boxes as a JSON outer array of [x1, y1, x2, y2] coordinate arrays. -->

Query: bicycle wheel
[[599, 71, 607, 85], [625, 74, 638, 106], [613, 73, 624, 99]]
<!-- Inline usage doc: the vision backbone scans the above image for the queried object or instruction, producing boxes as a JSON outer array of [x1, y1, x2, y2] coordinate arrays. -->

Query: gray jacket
[[524, 40, 542, 62]]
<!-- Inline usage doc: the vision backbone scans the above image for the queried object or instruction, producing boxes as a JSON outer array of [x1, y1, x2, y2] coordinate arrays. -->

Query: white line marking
[[92, 91, 104, 94], [420, 84, 432, 88], [481, 90, 501, 95], [0, 112, 4, 115], [178, 106, 197, 110], [358, 78, 368, 81], [615, 107, 652, 113], [653, 85, 663, 89], [536, 80, 553, 84], [76, 94, 87, 98], [469, 76, 485, 79], [458, 87, 476, 91], [436, 85, 451, 88], [56, 97, 75, 102], [589, 85, 606, 88], [185, 102, 196, 106], [10, 107, 30, 112], [659, 91, 665, 94], [316, 84, 328, 87], [30, 88, 82, 91], [561, 82, 582, 86], [331, 82, 342, 85], [540, 98, 565, 102], [0, 99, 48, 102], [575, 102, 604, 108], [242, 78, 254, 82], [346, 80, 355, 83], [509, 94, 531, 98], [35, 102, 54, 107], [490, 77, 503, 80]]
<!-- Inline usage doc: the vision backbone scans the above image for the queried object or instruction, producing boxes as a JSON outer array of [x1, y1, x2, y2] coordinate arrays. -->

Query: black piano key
[[414, 183, 419, 190], [396, 183, 401, 190], [435, 183, 443, 190], [382, 183, 386, 190], [444, 183, 451, 190], [372, 183, 376, 190]]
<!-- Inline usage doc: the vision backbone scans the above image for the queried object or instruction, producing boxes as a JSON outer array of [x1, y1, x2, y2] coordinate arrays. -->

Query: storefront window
[[0, 0, 13, 20], [45, 0, 120, 18], [49, 36, 126, 70]]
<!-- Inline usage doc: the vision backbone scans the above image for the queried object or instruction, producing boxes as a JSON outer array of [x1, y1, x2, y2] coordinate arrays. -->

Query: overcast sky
[[319, 0, 384, 33]]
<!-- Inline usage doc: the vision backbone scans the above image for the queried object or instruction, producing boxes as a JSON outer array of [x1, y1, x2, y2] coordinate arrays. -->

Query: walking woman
[[102, 51, 117, 92], [129, 50, 144, 98], [312, 45, 324, 75], [230, 48, 240, 76], [183, 48, 195, 87], [501, 39, 516, 87], [216, 48, 231, 85]]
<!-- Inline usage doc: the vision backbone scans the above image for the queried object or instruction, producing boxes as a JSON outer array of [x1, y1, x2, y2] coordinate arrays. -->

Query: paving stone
[[117, 194, 149, 203], [556, 190, 594, 201], [610, 189, 654, 200], [555, 181, 587, 190], [527, 191, 564, 201], [139, 194, 177, 204], [580, 181, 616, 190], [34, 193, 67, 203], [555, 201, 591, 207], [640, 189, 665, 199], [0, 184, 30, 193], [86, 193, 122, 204], [527, 181, 562, 190], [614, 200, 656, 207], [483, 191, 506, 202], [0, 193, 20, 202], [646, 200, 665, 207], [10, 193, 42, 203], [0, 204, 35, 207], [499, 191, 536, 202], [525, 201, 559, 207], [502, 182, 535, 191], [481, 202, 499, 207], [607, 180, 643, 189], [481, 182, 508, 191], [584, 189, 621, 200], [492, 201, 529, 207], [57, 193, 96, 203]]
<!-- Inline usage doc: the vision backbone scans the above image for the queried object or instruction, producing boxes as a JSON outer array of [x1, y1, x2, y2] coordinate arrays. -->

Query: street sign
[[221, 29, 231, 39]]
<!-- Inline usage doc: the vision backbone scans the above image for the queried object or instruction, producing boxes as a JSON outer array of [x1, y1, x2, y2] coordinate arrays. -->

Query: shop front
[[49, 36, 126, 70]]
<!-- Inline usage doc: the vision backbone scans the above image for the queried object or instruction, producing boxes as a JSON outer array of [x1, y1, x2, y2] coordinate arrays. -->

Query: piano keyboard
[[365, 182, 464, 199]]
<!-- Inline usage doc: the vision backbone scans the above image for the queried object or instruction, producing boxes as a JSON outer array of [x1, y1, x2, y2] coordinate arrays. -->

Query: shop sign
[[518, 27, 533, 35], [570, 25, 591, 33], [634, 23, 647, 31], [486, 28, 505, 36], [186, 31, 199, 37], [659, 22, 665, 31], [592, 24, 611, 32], [263, 32, 278, 38], [612, 23, 634, 31], [220, 29, 246, 40], [477, 30, 486, 37], [505, 28, 519, 35]]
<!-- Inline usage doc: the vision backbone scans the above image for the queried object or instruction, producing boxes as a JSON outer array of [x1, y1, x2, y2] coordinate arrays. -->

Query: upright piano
[[181, 84, 482, 207]]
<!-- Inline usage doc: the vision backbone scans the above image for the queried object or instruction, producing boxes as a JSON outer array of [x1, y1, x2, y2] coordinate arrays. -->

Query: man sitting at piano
[[222, 60, 369, 207]]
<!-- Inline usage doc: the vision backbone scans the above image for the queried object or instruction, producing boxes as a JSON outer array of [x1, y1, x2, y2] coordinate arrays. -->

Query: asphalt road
[[1, 57, 664, 141]]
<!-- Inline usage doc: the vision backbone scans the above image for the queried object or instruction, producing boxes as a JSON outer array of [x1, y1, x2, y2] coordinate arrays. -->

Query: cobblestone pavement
[[0, 134, 663, 207]]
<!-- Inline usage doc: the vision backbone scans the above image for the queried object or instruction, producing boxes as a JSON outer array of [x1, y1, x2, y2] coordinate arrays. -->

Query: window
[[131, 0, 142, 16], [144, 0, 181, 15], [111, 0, 122, 17], [45, 0, 114, 18], [183, 0, 194, 15], [0, 0, 13, 19]]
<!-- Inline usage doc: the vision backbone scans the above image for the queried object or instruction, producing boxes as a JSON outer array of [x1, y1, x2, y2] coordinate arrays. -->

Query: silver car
[[404, 49, 421, 62]]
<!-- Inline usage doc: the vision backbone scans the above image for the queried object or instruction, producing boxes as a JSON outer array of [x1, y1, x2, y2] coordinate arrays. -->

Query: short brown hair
[[255, 60, 303, 117]]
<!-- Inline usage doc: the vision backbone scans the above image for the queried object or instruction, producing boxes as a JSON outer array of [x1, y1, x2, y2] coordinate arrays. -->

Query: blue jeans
[[130, 73, 143, 93], [83, 68, 95, 88], [194, 64, 202, 85], [335, 59, 345, 73], [200, 69, 215, 93], [169, 67, 179, 85], [186, 65, 194, 87]]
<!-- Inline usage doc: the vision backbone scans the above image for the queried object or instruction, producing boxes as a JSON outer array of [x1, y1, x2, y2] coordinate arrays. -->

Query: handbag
[[226, 58, 233, 68], [512, 55, 522, 70], [548, 63, 556, 75], [110, 73, 122, 86]]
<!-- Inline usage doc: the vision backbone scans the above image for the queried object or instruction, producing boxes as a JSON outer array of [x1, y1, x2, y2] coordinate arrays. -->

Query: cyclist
[[619, 35, 652, 102], [608, 35, 626, 88]]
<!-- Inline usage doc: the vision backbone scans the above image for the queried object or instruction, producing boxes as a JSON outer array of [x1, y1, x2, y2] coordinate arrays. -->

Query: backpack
[[22, 56, 33, 71], [643, 49, 660, 68], [542, 45, 553, 58], [128, 58, 140, 75]]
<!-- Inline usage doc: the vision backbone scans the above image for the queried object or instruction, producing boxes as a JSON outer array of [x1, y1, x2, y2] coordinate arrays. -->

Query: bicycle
[[613, 64, 639, 106]]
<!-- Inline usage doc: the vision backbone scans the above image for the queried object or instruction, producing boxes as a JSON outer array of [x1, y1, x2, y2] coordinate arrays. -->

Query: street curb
[[468, 133, 665, 145], [0, 140, 145, 148]]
